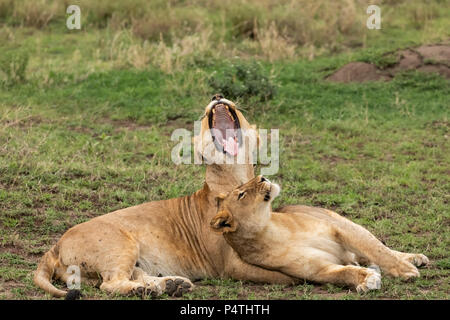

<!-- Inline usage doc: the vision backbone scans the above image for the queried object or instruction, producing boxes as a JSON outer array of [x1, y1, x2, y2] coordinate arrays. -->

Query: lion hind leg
[[100, 267, 160, 297], [99, 263, 159, 297], [86, 232, 159, 298]]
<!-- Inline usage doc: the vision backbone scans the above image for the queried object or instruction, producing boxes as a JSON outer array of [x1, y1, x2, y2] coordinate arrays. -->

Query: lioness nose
[[211, 93, 224, 101]]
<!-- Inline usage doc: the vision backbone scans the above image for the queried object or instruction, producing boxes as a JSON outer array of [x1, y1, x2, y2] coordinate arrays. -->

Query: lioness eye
[[237, 192, 246, 200]]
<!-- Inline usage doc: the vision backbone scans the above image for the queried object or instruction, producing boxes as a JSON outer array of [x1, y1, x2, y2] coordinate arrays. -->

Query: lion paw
[[162, 277, 194, 297], [389, 259, 420, 279], [129, 285, 159, 298], [357, 269, 381, 293], [406, 254, 429, 268]]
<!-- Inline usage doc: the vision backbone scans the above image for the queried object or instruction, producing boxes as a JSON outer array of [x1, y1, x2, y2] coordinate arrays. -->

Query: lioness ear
[[210, 209, 237, 234]]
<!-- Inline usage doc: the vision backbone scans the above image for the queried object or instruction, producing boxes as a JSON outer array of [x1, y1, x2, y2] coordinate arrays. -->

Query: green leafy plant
[[208, 59, 276, 102]]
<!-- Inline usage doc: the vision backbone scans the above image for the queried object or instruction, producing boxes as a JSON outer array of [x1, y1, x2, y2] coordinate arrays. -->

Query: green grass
[[0, 1, 449, 300]]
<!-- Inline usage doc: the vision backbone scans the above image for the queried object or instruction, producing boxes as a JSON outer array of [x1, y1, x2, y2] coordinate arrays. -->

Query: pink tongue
[[223, 137, 238, 156]]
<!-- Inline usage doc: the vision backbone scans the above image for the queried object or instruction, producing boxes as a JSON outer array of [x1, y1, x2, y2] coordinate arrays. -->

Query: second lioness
[[211, 176, 428, 292]]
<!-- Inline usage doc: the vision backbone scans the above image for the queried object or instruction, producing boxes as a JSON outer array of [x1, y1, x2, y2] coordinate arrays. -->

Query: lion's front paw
[[407, 254, 429, 268], [357, 269, 381, 293], [388, 259, 420, 279], [161, 277, 194, 297]]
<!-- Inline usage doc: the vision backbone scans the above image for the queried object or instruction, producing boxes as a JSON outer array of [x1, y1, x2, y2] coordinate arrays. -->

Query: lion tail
[[33, 246, 67, 298]]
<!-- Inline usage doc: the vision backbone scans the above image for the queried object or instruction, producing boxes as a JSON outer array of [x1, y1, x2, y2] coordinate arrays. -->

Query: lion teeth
[[227, 110, 234, 121]]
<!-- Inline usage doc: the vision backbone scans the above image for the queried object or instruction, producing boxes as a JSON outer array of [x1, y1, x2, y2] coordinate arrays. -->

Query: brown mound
[[417, 65, 450, 79], [389, 49, 422, 73], [326, 62, 391, 83], [327, 44, 450, 83], [415, 45, 450, 65]]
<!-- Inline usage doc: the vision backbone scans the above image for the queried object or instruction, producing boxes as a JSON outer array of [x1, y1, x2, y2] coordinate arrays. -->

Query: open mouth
[[208, 101, 242, 156]]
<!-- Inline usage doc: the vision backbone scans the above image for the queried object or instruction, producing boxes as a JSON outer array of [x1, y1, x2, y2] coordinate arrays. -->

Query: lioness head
[[205, 94, 242, 156], [194, 94, 259, 163], [210, 175, 280, 233]]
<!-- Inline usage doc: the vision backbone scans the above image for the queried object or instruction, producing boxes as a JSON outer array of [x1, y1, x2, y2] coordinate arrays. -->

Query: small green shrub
[[208, 59, 276, 102], [358, 49, 399, 69]]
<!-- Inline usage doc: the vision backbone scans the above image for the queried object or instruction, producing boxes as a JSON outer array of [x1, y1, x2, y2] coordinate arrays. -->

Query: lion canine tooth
[[225, 107, 235, 121]]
